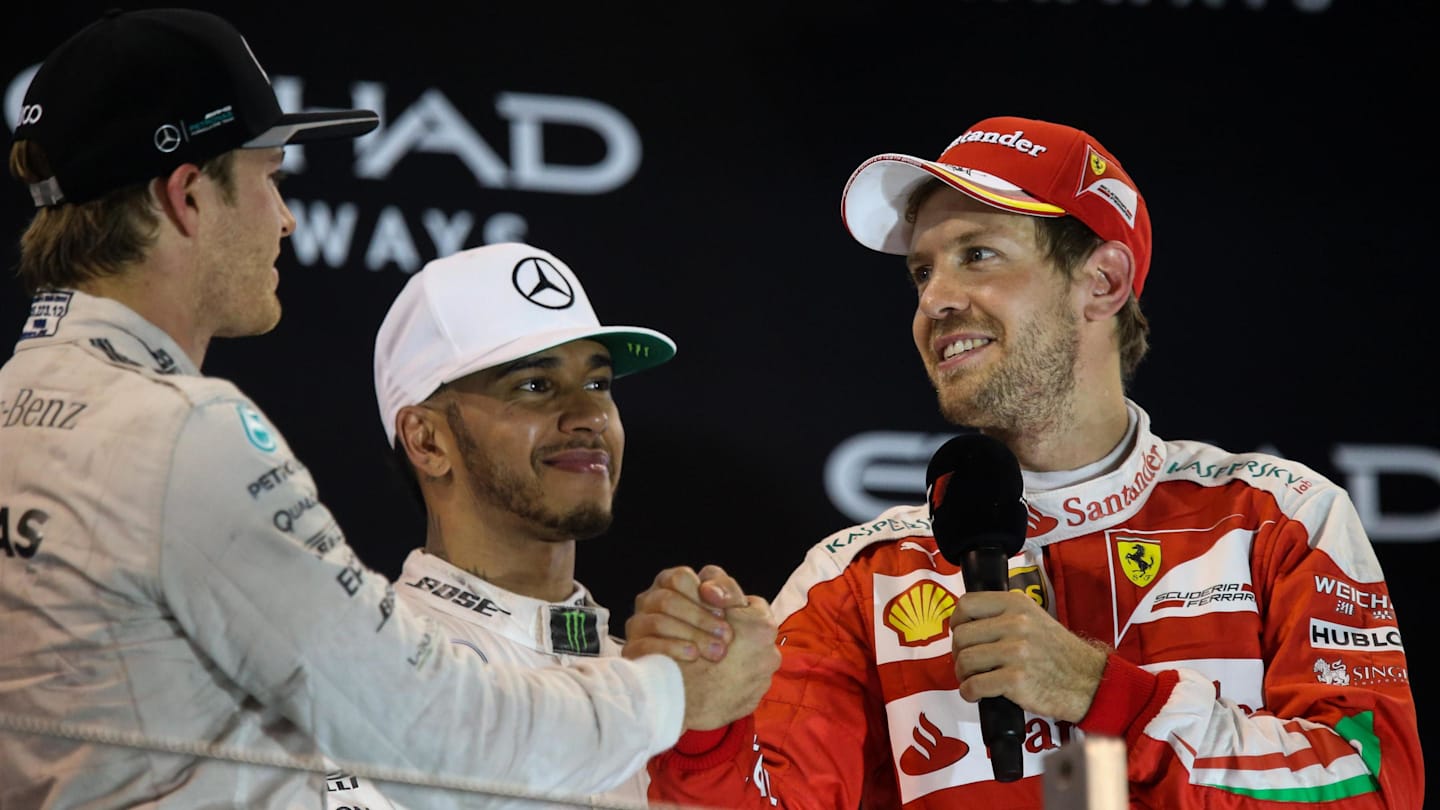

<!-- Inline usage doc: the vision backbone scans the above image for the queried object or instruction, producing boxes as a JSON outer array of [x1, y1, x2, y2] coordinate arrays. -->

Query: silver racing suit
[[0, 290, 683, 809]]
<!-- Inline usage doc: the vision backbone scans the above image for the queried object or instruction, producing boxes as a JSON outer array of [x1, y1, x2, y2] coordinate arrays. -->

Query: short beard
[[933, 286, 1079, 437], [446, 405, 614, 542]]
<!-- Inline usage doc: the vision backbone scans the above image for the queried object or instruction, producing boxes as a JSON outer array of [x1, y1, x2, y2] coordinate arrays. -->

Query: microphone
[[925, 432, 1028, 783]]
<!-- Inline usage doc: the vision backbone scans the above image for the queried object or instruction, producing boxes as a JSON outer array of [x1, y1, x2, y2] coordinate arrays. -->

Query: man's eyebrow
[[907, 226, 1011, 266], [494, 356, 560, 376], [493, 351, 614, 376]]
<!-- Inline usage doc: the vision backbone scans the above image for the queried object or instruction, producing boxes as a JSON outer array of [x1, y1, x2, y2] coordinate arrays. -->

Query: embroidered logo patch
[[884, 580, 958, 647], [549, 605, 601, 656], [21, 291, 73, 339], [237, 404, 278, 453], [1118, 537, 1161, 587]]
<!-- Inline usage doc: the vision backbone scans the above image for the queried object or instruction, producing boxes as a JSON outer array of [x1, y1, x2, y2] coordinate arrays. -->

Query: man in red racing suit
[[644, 116, 1422, 809], [651, 402, 1421, 808]]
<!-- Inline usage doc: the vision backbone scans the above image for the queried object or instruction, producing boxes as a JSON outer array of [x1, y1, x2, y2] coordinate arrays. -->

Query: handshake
[[621, 566, 782, 732]]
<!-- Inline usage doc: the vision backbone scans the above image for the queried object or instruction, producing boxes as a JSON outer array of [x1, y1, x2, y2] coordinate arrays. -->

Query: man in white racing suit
[[0, 10, 775, 808], [324, 242, 781, 809]]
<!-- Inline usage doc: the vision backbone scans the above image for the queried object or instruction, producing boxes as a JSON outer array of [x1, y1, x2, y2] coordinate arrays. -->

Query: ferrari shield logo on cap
[[1078, 145, 1140, 228]]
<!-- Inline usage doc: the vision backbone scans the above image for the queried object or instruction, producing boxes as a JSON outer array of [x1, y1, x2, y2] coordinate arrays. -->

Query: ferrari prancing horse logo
[[1118, 538, 1161, 587]]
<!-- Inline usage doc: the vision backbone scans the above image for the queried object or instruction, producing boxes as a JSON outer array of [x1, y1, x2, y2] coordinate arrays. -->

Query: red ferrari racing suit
[[650, 403, 1421, 809]]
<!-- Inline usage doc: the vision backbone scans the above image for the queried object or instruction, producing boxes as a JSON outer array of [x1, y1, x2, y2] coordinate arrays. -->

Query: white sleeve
[[157, 395, 683, 802]]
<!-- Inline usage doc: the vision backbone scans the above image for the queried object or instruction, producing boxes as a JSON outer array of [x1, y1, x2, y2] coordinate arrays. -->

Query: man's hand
[[623, 565, 781, 731], [949, 590, 1109, 723], [624, 565, 746, 663]]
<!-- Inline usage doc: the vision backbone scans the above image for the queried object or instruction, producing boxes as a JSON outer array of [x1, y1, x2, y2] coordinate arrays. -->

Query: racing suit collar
[[12, 289, 199, 377], [1022, 401, 1141, 494], [1018, 401, 1169, 549], [397, 548, 610, 655]]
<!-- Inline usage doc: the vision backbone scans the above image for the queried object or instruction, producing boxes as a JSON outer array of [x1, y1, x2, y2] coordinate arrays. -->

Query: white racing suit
[[326, 550, 651, 809]]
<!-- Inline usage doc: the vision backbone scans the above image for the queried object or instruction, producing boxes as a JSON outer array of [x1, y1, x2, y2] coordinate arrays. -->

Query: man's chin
[[544, 505, 613, 542], [215, 305, 282, 338], [934, 383, 983, 426]]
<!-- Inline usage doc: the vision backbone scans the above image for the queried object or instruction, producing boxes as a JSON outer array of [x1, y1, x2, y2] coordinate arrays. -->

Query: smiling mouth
[[941, 337, 992, 361], [543, 449, 611, 475]]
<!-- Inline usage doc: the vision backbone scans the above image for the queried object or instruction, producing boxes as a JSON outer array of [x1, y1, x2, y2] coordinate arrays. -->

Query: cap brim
[[436, 325, 677, 392], [244, 110, 380, 148], [379, 324, 675, 446], [841, 154, 1067, 255]]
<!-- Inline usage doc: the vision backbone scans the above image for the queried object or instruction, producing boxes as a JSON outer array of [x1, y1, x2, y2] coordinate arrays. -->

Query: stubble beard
[[932, 290, 1080, 438], [448, 410, 614, 542], [200, 220, 282, 338]]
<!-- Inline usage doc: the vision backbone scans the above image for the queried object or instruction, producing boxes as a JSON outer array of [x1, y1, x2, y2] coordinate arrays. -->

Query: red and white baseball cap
[[841, 116, 1153, 296]]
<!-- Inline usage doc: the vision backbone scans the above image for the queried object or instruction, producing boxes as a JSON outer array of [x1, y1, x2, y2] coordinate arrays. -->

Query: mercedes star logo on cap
[[512, 257, 575, 309], [153, 124, 182, 153]]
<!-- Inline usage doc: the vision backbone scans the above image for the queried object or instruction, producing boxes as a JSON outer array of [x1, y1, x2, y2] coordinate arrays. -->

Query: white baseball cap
[[374, 242, 677, 445]]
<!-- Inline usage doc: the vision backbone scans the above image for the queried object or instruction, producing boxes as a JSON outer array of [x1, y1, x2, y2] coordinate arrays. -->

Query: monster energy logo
[[548, 605, 602, 656], [563, 610, 588, 648]]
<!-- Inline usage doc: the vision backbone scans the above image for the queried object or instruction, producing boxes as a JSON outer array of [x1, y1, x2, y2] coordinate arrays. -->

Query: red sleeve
[[649, 553, 891, 809], [1120, 489, 1423, 809]]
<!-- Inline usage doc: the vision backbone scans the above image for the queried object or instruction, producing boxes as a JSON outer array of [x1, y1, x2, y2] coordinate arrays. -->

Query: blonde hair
[[9, 142, 236, 294]]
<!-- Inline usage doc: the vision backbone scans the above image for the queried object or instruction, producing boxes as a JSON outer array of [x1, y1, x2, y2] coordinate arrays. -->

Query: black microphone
[[925, 432, 1028, 783]]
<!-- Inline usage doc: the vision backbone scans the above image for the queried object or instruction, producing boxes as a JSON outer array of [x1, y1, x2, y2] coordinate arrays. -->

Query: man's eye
[[908, 266, 932, 287], [517, 379, 551, 393], [963, 247, 997, 263], [585, 377, 614, 392]]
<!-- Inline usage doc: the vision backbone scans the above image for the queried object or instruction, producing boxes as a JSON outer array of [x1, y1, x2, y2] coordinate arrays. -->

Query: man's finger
[[650, 566, 703, 601], [634, 587, 734, 637], [621, 636, 701, 664], [626, 609, 733, 647], [696, 565, 746, 610]]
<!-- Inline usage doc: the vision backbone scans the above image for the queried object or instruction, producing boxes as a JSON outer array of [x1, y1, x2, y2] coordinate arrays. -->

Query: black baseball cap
[[12, 8, 380, 207]]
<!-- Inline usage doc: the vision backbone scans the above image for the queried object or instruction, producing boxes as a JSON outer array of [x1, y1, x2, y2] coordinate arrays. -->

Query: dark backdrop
[[5, 0, 1433, 776]]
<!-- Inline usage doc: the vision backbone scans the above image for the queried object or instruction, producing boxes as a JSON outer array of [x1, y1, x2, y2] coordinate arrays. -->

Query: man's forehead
[[908, 198, 1040, 258]]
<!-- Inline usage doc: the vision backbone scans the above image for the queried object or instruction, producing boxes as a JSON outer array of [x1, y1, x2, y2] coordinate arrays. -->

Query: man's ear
[[397, 405, 453, 479], [153, 163, 205, 237], [1081, 240, 1136, 322]]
